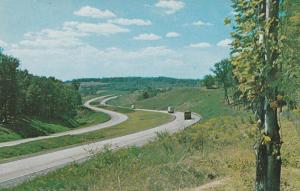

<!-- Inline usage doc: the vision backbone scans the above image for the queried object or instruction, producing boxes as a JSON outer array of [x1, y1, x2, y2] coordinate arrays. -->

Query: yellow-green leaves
[[262, 135, 272, 145], [224, 17, 231, 25]]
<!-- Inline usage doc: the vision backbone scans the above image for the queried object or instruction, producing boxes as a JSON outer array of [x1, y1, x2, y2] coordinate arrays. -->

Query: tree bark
[[224, 87, 230, 105], [264, 98, 281, 191], [255, 96, 267, 191], [256, 143, 267, 191]]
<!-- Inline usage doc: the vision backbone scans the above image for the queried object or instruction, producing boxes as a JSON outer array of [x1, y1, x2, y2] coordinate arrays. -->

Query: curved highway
[[0, 96, 201, 188], [0, 96, 128, 148]]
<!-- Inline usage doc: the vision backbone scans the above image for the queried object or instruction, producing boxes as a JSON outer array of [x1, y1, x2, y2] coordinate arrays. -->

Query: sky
[[0, 0, 233, 81]]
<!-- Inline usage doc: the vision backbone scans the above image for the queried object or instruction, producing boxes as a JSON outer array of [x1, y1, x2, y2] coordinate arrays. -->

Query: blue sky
[[0, 0, 232, 80]]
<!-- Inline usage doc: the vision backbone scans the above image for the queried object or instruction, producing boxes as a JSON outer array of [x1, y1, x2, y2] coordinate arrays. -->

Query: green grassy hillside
[[109, 87, 234, 119], [0, 108, 110, 143]]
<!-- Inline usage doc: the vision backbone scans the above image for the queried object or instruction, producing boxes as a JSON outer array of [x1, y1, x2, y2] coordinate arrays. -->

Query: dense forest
[[0, 51, 81, 124]]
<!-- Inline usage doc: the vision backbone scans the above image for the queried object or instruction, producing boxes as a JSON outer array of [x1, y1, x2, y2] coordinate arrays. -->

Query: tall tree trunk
[[255, 96, 267, 191], [264, 97, 281, 191], [224, 87, 230, 105], [264, 0, 281, 189], [255, 99, 282, 191], [255, 1, 281, 190], [256, 143, 267, 191]]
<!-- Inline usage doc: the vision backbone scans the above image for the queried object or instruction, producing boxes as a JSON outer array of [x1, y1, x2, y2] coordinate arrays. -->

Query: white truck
[[168, 106, 174, 113]]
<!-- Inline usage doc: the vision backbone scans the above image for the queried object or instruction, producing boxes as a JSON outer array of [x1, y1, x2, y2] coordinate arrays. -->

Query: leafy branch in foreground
[[229, 0, 298, 190]]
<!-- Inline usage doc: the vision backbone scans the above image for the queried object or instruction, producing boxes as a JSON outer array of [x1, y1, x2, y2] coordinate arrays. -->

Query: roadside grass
[[108, 87, 234, 120], [0, 108, 110, 143], [0, 127, 22, 143], [0, 110, 172, 161], [75, 107, 111, 127], [5, 111, 300, 191]]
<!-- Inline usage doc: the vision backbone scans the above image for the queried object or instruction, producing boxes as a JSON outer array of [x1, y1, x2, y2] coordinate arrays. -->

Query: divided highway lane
[[0, 96, 201, 188], [0, 96, 128, 148]]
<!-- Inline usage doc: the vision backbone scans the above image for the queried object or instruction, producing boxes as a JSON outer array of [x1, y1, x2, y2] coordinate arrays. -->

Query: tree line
[[76, 77, 200, 95], [202, 0, 299, 190], [0, 51, 81, 124]]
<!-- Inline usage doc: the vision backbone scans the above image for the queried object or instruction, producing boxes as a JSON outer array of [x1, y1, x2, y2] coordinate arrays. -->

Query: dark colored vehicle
[[184, 111, 192, 120]]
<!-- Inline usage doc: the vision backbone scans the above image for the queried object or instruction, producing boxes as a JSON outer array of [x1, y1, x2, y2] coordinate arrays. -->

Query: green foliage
[[138, 87, 168, 100], [0, 52, 82, 125], [0, 53, 19, 122], [18, 72, 82, 120], [0, 126, 22, 142], [282, 0, 300, 107], [211, 59, 234, 104], [202, 75, 216, 89], [229, 0, 298, 189], [230, 0, 293, 103], [75, 77, 200, 96], [211, 59, 233, 88]]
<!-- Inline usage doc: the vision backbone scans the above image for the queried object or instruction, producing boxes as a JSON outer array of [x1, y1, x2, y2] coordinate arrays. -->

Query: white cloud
[[0, 39, 8, 48], [137, 46, 173, 56], [133, 33, 161, 41], [217, 39, 232, 48], [166, 32, 180, 38], [16, 21, 129, 50], [7, 33, 229, 80], [192, 20, 213, 26], [64, 21, 129, 36], [108, 18, 152, 26], [19, 29, 86, 49], [74, 6, 116, 18], [188, 42, 212, 48], [28, 29, 86, 39], [155, 0, 185, 14], [19, 38, 83, 49]]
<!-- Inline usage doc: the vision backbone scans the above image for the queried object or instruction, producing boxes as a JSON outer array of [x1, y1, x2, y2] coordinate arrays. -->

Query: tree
[[211, 59, 233, 104], [0, 52, 19, 123], [229, 0, 290, 190], [202, 75, 215, 89], [0, 51, 82, 124], [282, 0, 300, 109]]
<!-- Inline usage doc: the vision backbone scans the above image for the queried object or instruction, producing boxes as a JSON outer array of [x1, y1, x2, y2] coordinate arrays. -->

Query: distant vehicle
[[168, 106, 174, 113], [131, 105, 135, 109], [184, 111, 192, 120]]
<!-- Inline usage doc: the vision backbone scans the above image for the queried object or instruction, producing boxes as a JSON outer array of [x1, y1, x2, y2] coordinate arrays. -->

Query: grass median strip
[[0, 109, 172, 161]]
